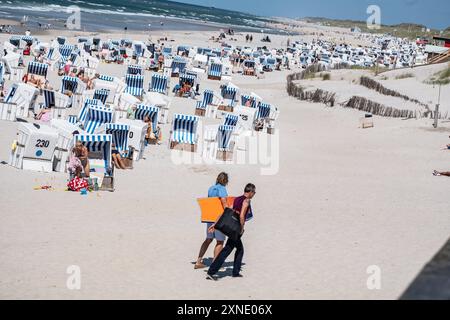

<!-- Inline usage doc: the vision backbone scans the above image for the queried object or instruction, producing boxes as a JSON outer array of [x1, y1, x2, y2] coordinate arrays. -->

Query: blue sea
[[0, 0, 289, 34]]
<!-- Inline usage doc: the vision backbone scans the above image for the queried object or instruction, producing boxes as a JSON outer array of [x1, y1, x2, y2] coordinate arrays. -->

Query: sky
[[178, 0, 450, 30]]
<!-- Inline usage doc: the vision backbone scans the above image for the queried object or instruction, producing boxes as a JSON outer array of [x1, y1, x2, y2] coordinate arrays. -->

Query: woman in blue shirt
[[194, 172, 229, 269]]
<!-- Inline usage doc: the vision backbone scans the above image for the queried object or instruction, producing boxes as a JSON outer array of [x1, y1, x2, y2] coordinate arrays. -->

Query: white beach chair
[[0, 83, 39, 119], [42, 89, 71, 120], [50, 119, 86, 173], [1, 51, 24, 81], [142, 91, 171, 124], [9, 122, 59, 172]]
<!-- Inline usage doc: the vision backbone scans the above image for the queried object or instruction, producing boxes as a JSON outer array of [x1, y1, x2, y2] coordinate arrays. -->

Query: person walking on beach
[[206, 183, 256, 280], [194, 172, 230, 269]]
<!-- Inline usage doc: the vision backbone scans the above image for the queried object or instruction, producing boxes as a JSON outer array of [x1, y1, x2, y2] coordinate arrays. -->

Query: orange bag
[[197, 197, 235, 223]]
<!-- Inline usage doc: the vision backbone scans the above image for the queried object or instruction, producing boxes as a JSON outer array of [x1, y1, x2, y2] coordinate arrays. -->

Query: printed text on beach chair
[[125, 74, 144, 97], [149, 74, 168, 94], [241, 94, 258, 108], [257, 102, 271, 120], [127, 64, 143, 75], [170, 114, 199, 151], [27, 61, 48, 78], [83, 104, 113, 134], [93, 89, 110, 105], [223, 114, 239, 127], [208, 63, 222, 79], [134, 104, 159, 132], [105, 123, 130, 156]]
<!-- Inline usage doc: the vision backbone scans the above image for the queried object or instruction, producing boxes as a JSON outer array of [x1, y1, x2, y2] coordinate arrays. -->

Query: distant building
[[432, 36, 450, 48]]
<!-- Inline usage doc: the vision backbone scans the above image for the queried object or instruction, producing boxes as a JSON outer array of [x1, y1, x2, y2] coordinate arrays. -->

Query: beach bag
[[214, 208, 241, 241], [67, 177, 88, 192]]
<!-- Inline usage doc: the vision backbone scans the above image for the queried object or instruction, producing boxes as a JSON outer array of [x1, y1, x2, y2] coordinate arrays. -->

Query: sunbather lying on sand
[[433, 170, 450, 177]]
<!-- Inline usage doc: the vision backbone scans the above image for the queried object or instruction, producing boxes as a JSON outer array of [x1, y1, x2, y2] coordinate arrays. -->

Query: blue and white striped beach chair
[[93, 89, 110, 105], [43, 89, 71, 120], [57, 36, 67, 45], [0, 62, 4, 85], [134, 104, 159, 132], [219, 85, 237, 111], [59, 44, 74, 64], [27, 61, 48, 79], [127, 64, 143, 75], [124, 74, 144, 98], [149, 74, 169, 95], [105, 123, 131, 157], [241, 94, 258, 108], [9, 36, 21, 48], [61, 76, 80, 94], [98, 74, 114, 82], [171, 57, 187, 75], [179, 73, 196, 86], [216, 125, 235, 161], [208, 62, 222, 80], [162, 46, 172, 56], [257, 102, 271, 120], [195, 89, 214, 116], [21, 35, 34, 46], [78, 98, 103, 124], [170, 114, 199, 152], [74, 134, 114, 191], [68, 115, 78, 125], [83, 105, 113, 134], [223, 114, 239, 127]]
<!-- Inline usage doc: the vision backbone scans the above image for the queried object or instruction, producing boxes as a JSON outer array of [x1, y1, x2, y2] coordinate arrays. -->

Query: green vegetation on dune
[[300, 17, 450, 40], [426, 64, 450, 85]]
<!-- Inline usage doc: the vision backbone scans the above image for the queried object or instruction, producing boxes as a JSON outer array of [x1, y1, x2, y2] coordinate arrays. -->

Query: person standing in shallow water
[[194, 173, 230, 269], [206, 183, 256, 280]]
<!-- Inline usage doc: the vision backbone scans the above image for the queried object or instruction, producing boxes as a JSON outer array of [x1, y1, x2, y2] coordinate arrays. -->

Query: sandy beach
[[0, 25, 449, 300]]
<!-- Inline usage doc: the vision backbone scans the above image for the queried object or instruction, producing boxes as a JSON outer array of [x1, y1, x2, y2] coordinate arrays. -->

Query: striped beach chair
[[83, 104, 113, 134], [171, 57, 187, 75], [74, 134, 114, 191], [43, 89, 71, 120], [78, 98, 103, 124], [61, 76, 82, 94], [0, 61, 4, 85], [241, 94, 258, 108], [223, 114, 239, 127], [124, 74, 144, 98], [169, 114, 199, 152], [9, 36, 21, 48], [98, 74, 115, 82], [57, 36, 67, 45], [127, 64, 143, 75], [257, 102, 272, 120], [104, 123, 132, 158], [134, 104, 159, 131], [179, 73, 196, 86], [216, 125, 235, 161], [219, 85, 238, 111], [21, 35, 34, 46], [195, 89, 214, 116], [59, 44, 74, 64], [93, 89, 110, 105], [208, 62, 222, 80], [68, 115, 78, 125], [149, 74, 169, 95], [27, 61, 48, 79]]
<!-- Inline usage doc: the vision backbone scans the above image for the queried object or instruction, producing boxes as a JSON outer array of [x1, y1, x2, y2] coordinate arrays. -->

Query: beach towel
[[67, 177, 88, 192]]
